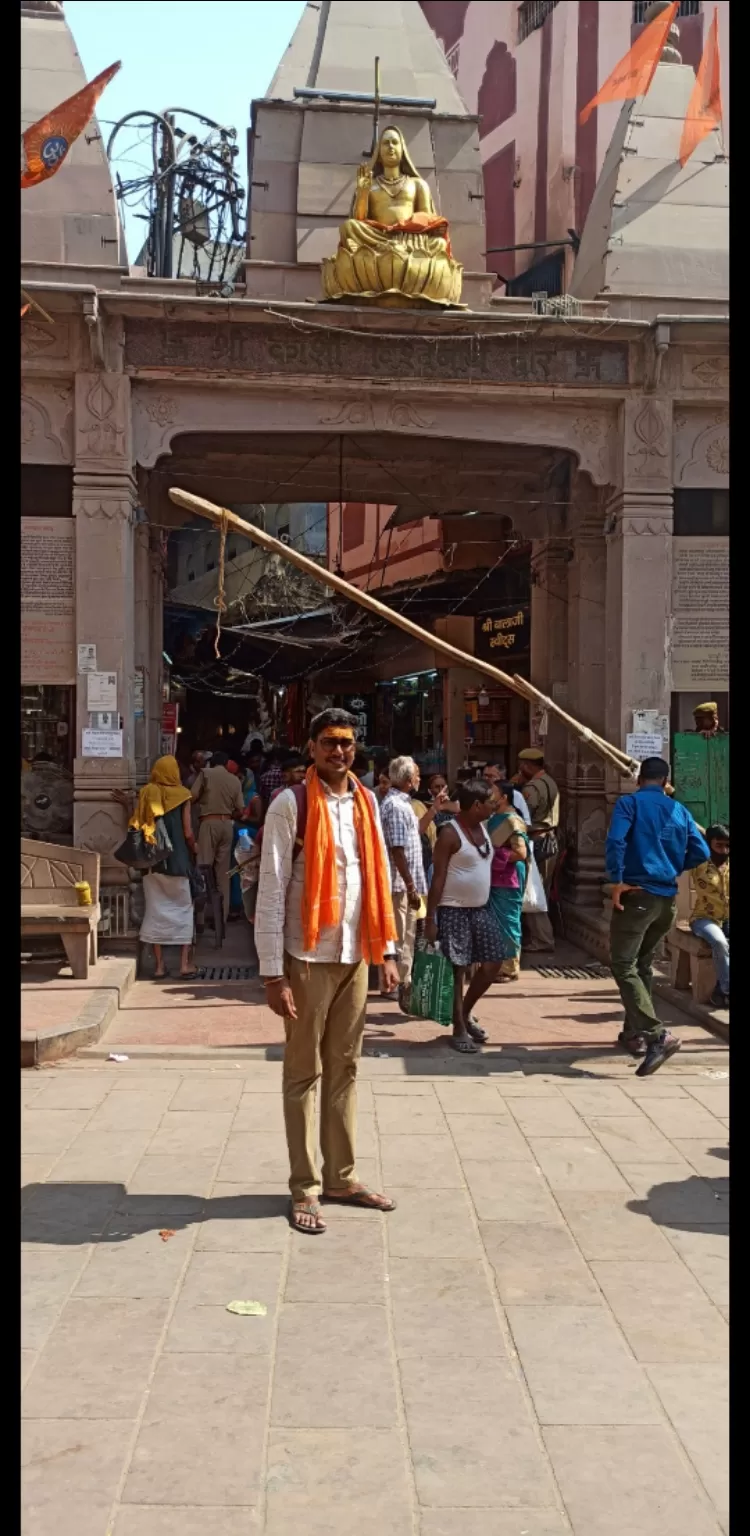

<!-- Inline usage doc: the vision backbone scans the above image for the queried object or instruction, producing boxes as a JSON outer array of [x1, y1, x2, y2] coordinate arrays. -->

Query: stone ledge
[[21, 956, 136, 1067]]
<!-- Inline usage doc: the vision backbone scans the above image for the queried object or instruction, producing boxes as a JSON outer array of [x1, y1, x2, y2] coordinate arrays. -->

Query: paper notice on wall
[[133, 667, 145, 719], [671, 537, 729, 693], [671, 615, 729, 691], [77, 644, 97, 673], [626, 732, 664, 761], [82, 728, 123, 758], [633, 709, 669, 741], [87, 671, 118, 711], [21, 518, 75, 684]]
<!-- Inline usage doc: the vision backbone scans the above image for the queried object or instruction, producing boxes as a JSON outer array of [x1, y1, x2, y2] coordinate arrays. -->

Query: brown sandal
[[289, 1199, 326, 1235], [322, 1185, 396, 1212]]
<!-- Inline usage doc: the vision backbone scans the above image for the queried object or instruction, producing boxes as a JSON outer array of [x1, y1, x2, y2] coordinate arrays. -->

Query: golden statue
[[322, 125, 464, 309]]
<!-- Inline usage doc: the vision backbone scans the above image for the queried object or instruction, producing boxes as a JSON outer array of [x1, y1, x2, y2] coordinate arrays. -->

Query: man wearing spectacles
[[256, 709, 399, 1235]]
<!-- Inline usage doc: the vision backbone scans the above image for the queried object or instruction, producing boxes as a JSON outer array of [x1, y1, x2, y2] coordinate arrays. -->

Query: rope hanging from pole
[[213, 511, 228, 658]]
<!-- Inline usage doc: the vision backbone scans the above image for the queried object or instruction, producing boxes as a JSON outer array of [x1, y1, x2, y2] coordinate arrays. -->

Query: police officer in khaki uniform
[[690, 702, 727, 739], [516, 747, 559, 952]]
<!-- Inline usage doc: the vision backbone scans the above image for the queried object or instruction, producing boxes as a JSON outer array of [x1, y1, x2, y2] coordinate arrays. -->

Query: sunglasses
[[319, 736, 356, 751]]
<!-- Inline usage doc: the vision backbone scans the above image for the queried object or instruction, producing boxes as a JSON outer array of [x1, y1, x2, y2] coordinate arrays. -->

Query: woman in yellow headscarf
[[132, 756, 198, 980]]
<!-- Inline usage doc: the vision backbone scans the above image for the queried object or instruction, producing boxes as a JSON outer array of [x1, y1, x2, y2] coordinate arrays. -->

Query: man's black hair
[[456, 778, 493, 811], [281, 751, 305, 769], [706, 823, 730, 843], [639, 757, 670, 783], [309, 708, 357, 740], [211, 749, 228, 768]]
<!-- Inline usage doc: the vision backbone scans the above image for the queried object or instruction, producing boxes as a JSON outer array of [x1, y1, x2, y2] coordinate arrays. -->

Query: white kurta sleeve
[[255, 790, 296, 976]]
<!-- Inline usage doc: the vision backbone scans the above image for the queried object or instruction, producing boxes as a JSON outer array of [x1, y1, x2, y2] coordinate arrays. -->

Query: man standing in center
[[380, 756, 428, 1005], [256, 709, 399, 1235]]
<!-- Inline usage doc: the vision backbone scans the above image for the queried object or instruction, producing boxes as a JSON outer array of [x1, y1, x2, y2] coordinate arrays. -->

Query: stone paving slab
[[22, 1055, 729, 1535]]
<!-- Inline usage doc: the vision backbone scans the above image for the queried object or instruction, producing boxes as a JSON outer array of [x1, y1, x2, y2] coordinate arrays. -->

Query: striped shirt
[[380, 788, 428, 896], [255, 779, 395, 976]]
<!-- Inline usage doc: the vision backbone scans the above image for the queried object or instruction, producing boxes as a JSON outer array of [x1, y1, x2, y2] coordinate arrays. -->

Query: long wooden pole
[[168, 487, 639, 778]]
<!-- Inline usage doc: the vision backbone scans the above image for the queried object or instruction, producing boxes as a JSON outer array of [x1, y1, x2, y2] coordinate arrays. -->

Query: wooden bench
[[667, 920, 715, 1005], [21, 838, 101, 981]]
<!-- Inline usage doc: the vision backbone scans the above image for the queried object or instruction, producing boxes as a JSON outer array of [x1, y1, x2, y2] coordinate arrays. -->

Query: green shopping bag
[[410, 945, 454, 1028]]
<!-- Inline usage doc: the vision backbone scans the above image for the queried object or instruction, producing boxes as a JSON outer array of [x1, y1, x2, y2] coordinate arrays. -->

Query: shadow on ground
[[22, 1183, 288, 1245], [626, 1175, 729, 1235]]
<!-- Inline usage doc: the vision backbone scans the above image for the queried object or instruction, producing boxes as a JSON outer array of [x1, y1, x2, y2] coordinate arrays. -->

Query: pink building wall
[[328, 503, 444, 589], [420, 1, 729, 282]]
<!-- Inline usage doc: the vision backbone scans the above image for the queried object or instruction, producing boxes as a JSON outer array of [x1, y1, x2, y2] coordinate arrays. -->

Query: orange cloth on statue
[[361, 214, 452, 259]]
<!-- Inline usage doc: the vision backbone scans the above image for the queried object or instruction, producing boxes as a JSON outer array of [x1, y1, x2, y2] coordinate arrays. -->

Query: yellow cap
[[518, 747, 544, 762], [694, 701, 718, 714]]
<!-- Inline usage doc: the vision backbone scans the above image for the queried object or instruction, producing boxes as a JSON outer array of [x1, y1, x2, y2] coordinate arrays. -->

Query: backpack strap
[[290, 781, 308, 862]]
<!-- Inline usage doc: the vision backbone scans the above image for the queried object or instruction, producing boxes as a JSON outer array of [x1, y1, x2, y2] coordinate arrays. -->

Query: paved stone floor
[[22, 1039, 729, 1535]]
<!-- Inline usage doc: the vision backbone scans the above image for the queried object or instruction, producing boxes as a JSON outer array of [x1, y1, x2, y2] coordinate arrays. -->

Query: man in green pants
[[606, 757, 710, 1077]]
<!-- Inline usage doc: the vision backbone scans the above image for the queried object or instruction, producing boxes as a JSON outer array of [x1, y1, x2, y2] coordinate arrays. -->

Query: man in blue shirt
[[605, 757, 710, 1077]]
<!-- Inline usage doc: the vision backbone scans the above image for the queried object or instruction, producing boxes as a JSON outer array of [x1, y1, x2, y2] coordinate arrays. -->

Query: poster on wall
[[21, 518, 75, 684], [671, 537, 729, 692]]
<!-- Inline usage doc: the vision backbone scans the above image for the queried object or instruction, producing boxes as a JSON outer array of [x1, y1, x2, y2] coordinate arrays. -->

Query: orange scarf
[[302, 766, 397, 965]]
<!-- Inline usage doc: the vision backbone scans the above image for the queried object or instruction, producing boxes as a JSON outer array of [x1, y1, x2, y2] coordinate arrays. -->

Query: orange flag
[[679, 9, 722, 166], [21, 61, 120, 190], [579, 2, 678, 125]]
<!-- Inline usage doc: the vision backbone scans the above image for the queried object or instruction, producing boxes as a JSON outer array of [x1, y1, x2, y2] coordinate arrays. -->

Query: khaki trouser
[[197, 818, 233, 916], [391, 889, 419, 987], [282, 953, 368, 1202]]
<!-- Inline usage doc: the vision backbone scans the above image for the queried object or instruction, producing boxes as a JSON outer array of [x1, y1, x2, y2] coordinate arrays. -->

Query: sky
[[65, 0, 305, 258]]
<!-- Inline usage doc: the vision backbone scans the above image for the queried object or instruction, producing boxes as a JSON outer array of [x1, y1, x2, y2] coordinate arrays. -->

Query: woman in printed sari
[[488, 781, 530, 983]]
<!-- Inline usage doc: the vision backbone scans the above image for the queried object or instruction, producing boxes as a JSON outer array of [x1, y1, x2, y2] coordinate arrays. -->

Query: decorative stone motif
[[145, 394, 178, 427], [75, 808, 123, 855], [681, 353, 729, 390], [75, 373, 131, 468], [76, 499, 135, 522], [21, 391, 71, 464], [319, 398, 435, 430], [628, 401, 668, 473], [674, 408, 729, 486], [21, 319, 70, 359], [132, 381, 617, 487]]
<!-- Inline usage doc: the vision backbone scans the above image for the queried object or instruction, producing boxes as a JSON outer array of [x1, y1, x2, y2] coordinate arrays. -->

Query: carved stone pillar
[[605, 397, 674, 785], [530, 535, 570, 786], [72, 373, 137, 873], [564, 485, 607, 908]]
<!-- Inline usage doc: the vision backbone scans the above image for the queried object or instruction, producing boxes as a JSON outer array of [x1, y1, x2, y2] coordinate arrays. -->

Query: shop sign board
[[475, 605, 530, 661]]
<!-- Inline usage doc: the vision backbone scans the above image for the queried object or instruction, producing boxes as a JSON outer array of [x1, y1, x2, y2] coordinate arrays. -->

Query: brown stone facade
[[21, 294, 728, 931]]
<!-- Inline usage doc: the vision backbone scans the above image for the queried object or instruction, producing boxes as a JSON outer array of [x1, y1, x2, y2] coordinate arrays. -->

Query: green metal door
[[673, 733, 729, 828], [708, 733, 729, 825]]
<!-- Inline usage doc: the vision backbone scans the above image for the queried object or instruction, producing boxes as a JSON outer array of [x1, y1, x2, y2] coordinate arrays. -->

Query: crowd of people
[[126, 715, 727, 1232]]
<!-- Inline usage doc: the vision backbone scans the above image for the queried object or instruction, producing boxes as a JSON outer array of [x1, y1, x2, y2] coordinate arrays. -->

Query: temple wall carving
[[131, 378, 618, 486]]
